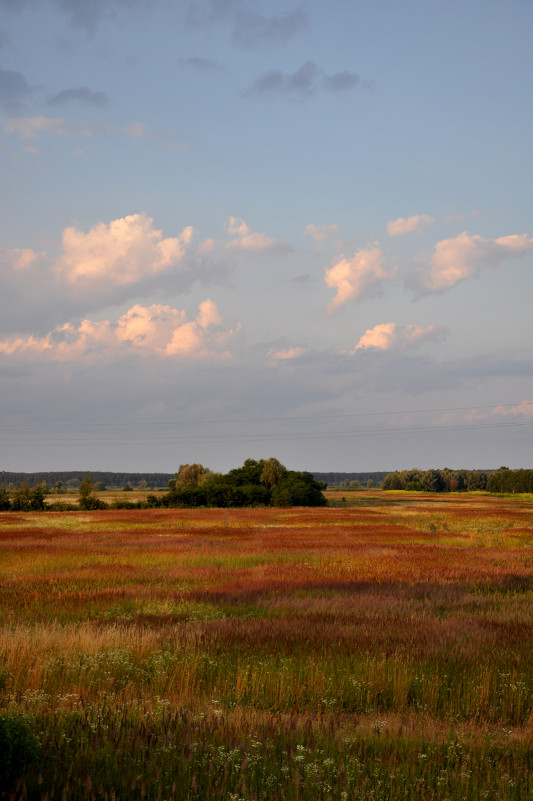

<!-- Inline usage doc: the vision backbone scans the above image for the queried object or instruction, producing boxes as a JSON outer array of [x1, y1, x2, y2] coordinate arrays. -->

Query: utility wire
[[0, 401, 532, 429], [2, 418, 532, 447]]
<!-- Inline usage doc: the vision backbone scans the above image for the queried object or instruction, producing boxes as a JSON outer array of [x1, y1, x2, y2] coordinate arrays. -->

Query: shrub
[[0, 713, 41, 792]]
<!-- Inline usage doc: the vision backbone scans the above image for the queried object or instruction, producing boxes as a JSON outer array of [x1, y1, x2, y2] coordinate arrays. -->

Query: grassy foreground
[[0, 491, 532, 799]]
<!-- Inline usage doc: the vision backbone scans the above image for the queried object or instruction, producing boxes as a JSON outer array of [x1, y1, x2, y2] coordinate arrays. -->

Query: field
[[1, 491, 532, 800]]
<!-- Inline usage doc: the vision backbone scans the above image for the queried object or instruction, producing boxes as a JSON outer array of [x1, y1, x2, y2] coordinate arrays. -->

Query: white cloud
[[325, 247, 395, 311], [224, 216, 290, 253], [56, 213, 194, 287], [0, 300, 239, 362], [352, 322, 446, 352], [414, 231, 533, 293], [303, 223, 338, 242], [386, 214, 435, 236]]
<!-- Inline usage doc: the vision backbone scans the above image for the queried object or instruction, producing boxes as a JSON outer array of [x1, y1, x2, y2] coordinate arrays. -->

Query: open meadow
[[1, 491, 533, 800]]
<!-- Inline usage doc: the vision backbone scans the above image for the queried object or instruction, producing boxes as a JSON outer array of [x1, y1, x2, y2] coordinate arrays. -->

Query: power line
[[1, 418, 531, 447], [0, 401, 532, 429]]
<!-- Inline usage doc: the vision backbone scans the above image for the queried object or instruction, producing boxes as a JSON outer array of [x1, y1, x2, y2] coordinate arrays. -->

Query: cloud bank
[[0, 300, 240, 362], [0, 213, 220, 333]]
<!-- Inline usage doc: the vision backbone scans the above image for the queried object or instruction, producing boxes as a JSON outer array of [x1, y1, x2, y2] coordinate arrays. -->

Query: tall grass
[[1, 493, 532, 799]]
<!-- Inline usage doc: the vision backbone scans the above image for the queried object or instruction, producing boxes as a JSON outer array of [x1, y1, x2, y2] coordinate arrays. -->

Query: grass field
[[1, 491, 532, 799]]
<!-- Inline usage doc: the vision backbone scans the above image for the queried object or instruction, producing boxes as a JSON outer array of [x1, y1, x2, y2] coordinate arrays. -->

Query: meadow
[[0, 491, 532, 800]]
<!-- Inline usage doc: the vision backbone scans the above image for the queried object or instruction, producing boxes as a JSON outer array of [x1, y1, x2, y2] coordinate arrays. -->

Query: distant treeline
[[0, 471, 174, 489], [382, 467, 533, 493], [1, 470, 387, 490], [313, 472, 389, 488]]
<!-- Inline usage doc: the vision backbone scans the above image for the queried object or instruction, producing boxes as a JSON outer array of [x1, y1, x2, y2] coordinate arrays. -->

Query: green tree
[[175, 463, 209, 488], [0, 488, 11, 511], [79, 476, 108, 510], [11, 484, 32, 511], [259, 457, 286, 488]]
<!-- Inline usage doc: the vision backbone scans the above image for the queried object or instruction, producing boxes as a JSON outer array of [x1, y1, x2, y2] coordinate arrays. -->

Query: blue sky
[[1, 0, 532, 473]]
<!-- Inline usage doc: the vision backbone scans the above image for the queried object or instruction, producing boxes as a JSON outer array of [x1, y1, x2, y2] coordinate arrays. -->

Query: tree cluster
[[0, 483, 48, 511], [382, 469, 489, 492], [485, 467, 533, 493], [154, 458, 328, 508]]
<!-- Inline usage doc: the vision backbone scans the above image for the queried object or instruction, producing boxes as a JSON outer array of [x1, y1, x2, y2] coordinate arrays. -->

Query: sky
[[0, 0, 532, 473]]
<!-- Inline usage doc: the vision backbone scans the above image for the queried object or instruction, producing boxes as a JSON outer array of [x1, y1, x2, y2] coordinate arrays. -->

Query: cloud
[[0, 247, 42, 269], [0, 0, 153, 32], [433, 400, 533, 426], [325, 247, 395, 311], [492, 400, 533, 420], [0, 66, 33, 110], [303, 223, 338, 242], [444, 209, 482, 224], [244, 61, 361, 100], [180, 56, 227, 74], [352, 323, 447, 352], [232, 7, 307, 47], [386, 214, 435, 236], [267, 346, 305, 361], [0, 300, 240, 362], [46, 85, 109, 107], [55, 213, 194, 287], [323, 71, 360, 92], [1, 114, 149, 140], [186, 2, 307, 47], [0, 214, 224, 334], [224, 216, 291, 253], [412, 231, 533, 294]]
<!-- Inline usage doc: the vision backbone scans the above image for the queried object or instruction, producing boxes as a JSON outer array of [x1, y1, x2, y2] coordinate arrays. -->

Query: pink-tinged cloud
[[433, 400, 533, 426], [444, 209, 482, 224], [225, 216, 291, 253], [303, 223, 339, 241], [386, 214, 435, 236], [0, 248, 42, 269], [352, 322, 446, 351], [0, 301, 239, 362], [492, 400, 533, 419], [1, 116, 155, 141], [414, 231, 533, 293], [56, 213, 194, 287], [325, 247, 395, 311], [267, 346, 305, 361]]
